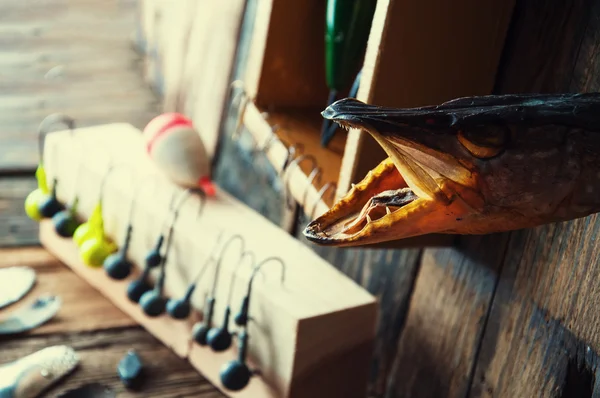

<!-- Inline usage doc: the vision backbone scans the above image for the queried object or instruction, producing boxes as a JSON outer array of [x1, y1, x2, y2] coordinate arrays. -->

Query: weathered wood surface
[[372, 1, 600, 397], [0, 246, 224, 397], [0, 0, 159, 172], [0, 247, 134, 334], [138, 0, 246, 159], [211, 0, 291, 228], [470, 224, 600, 397], [294, 212, 422, 396], [1, 329, 224, 397], [222, 1, 600, 398], [467, 1, 600, 397], [213, 106, 286, 226], [384, 234, 509, 398], [0, 178, 39, 247]]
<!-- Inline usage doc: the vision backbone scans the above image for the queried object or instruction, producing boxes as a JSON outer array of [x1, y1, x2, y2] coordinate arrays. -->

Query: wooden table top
[[0, 247, 224, 397]]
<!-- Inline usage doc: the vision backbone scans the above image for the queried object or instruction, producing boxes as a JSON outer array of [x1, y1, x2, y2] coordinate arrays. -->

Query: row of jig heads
[[25, 112, 287, 392]]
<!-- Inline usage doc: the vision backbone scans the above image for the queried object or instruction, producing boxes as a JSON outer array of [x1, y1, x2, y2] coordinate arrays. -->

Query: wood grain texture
[[386, 235, 508, 398], [470, 224, 600, 398], [0, 178, 40, 246], [245, 0, 329, 108], [494, 0, 593, 94], [0, 0, 159, 171], [41, 125, 378, 398], [295, 211, 422, 397], [139, 0, 246, 159], [0, 246, 223, 397], [469, 0, 600, 397], [213, 106, 287, 227], [0, 328, 223, 397], [339, 0, 516, 194], [0, 246, 135, 333]]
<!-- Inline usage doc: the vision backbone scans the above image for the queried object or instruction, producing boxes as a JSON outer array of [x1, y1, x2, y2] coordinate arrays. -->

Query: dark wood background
[[215, 0, 600, 397], [3, 0, 600, 397]]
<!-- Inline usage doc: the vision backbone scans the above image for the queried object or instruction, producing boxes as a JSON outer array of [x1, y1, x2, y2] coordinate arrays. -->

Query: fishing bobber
[[143, 113, 215, 196]]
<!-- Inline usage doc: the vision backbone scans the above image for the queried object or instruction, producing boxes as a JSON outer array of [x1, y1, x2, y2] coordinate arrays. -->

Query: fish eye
[[457, 126, 508, 159]]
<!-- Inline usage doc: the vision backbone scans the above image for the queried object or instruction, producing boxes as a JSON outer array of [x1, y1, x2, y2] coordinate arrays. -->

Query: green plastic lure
[[322, 0, 376, 147]]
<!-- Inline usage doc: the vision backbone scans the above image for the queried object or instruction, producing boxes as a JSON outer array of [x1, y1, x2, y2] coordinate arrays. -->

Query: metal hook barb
[[252, 124, 281, 158], [229, 80, 246, 106], [38, 113, 75, 164], [249, 256, 286, 292], [233, 256, 285, 328], [211, 234, 246, 297], [302, 167, 322, 211], [279, 143, 304, 179], [283, 154, 318, 210], [226, 250, 256, 306], [310, 182, 337, 220], [161, 188, 206, 261], [154, 188, 205, 293]]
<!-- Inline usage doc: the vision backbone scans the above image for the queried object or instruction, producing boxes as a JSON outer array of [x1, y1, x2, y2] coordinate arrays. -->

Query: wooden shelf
[[260, 107, 346, 187], [242, 102, 340, 220], [243, 102, 346, 188], [240, 0, 516, 211], [41, 124, 378, 398]]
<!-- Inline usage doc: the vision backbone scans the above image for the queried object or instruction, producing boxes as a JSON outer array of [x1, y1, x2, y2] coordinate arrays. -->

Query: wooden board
[[294, 211, 422, 396], [338, 0, 516, 195], [0, 247, 134, 333], [385, 234, 509, 397], [0, 328, 224, 398], [445, 1, 600, 397], [0, 178, 40, 247], [0, 246, 224, 397], [244, 0, 329, 108], [0, 0, 159, 172], [469, 225, 600, 397], [41, 124, 378, 398]]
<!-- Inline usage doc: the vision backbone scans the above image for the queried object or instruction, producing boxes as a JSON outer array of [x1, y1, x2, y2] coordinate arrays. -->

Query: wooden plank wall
[[470, 1, 600, 397], [218, 0, 600, 397]]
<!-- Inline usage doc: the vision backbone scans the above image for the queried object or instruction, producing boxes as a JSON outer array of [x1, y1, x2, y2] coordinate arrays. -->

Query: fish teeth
[[386, 207, 391, 215], [366, 214, 372, 223], [336, 121, 351, 131]]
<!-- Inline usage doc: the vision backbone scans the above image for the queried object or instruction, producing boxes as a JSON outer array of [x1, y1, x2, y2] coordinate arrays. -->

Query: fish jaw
[[304, 98, 490, 247], [303, 157, 480, 247], [305, 94, 600, 246]]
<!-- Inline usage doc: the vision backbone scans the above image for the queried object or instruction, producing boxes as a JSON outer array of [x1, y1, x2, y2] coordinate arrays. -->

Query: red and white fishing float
[[143, 113, 216, 196]]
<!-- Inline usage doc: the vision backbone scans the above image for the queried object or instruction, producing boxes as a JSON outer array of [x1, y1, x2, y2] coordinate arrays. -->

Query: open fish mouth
[[303, 98, 484, 247], [302, 155, 468, 247], [304, 93, 600, 247]]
